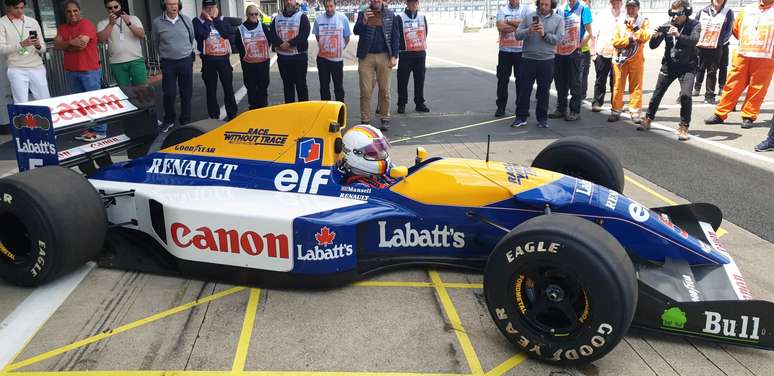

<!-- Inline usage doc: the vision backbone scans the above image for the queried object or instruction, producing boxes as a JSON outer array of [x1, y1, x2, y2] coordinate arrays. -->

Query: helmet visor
[[359, 137, 391, 161]]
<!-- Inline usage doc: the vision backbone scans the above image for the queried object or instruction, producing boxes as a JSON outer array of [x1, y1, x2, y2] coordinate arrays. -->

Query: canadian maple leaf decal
[[315, 226, 336, 246]]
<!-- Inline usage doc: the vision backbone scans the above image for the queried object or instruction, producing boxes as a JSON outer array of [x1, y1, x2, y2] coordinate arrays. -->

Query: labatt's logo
[[703, 311, 761, 341], [15, 139, 56, 155], [378, 221, 465, 248], [297, 226, 353, 261]]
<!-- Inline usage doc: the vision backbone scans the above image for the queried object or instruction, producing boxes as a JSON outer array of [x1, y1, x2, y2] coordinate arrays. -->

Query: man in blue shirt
[[549, 0, 592, 121]]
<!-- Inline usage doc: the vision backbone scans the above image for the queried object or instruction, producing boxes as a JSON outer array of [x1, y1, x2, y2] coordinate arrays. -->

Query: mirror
[[389, 166, 408, 179], [415, 147, 427, 165]]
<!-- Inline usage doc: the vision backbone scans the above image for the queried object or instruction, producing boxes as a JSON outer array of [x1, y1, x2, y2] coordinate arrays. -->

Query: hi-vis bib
[[317, 13, 346, 61], [557, 5, 583, 56], [239, 24, 269, 63], [697, 7, 731, 49], [203, 25, 231, 56], [498, 5, 523, 51], [399, 12, 427, 52], [275, 11, 303, 56], [738, 4, 774, 59]]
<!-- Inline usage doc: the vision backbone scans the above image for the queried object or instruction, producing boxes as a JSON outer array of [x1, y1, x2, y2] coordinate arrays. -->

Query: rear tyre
[[160, 118, 222, 149], [484, 215, 637, 366], [0, 167, 107, 286], [532, 136, 624, 192]]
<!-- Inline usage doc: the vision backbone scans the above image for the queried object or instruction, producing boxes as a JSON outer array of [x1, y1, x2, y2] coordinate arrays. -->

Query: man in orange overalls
[[608, 0, 649, 124], [705, 0, 774, 129]]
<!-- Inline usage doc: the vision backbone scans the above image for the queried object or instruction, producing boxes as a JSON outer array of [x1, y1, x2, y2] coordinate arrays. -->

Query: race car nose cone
[[545, 284, 565, 302]]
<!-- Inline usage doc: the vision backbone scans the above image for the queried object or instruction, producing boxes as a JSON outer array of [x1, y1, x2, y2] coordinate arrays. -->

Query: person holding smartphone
[[0, 0, 50, 103], [97, 0, 147, 87]]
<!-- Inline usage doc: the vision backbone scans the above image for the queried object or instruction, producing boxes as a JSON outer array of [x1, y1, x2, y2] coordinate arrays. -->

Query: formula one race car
[[0, 101, 772, 366]]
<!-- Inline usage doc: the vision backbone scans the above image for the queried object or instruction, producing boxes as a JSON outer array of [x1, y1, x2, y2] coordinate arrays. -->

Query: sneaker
[[692, 89, 701, 97], [754, 138, 774, 152], [74, 130, 91, 141], [82, 131, 107, 142], [637, 116, 652, 131], [548, 111, 566, 119], [741, 118, 754, 129], [631, 114, 642, 124], [565, 112, 579, 121], [704, 97, 716, 104], [537, 121, 549, 128], [160, 121, 175, 133], [494, 108, 505, 117], [511, 118, 528, 128], [379, 119, 390, 131], [591, 103, 602, 112], [704, 114, 724, 124], [607, 112, 620, 122], [678, 123, 690, 141], [397, 104, 405, 114], [415, 104, 430, 113]]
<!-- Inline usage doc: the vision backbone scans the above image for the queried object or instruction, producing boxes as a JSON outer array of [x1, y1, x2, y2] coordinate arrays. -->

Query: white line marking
[[428, 56, 774, 167], [0, 262, 95, 369], [220, 56, 277, 120]]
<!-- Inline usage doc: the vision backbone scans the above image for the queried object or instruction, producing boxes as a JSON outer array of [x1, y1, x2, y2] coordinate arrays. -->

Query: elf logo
[[702, 311, 760, 341], [274, 168, 330, 194]]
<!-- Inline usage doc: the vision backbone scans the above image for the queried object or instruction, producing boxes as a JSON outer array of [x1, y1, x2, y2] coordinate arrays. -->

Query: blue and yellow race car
[[1, 101, 772, 366]]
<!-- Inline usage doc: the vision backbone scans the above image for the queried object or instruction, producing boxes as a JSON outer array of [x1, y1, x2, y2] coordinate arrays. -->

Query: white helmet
[[341, 124, 391, 176]]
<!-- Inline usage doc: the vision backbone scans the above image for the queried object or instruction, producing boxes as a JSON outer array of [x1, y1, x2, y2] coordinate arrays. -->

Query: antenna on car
[[485, 135, 491, 163]]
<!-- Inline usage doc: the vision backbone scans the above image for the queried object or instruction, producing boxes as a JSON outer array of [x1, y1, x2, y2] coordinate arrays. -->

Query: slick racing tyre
[[0, 167, 107, 287], [160, 118, 222, 149], [483, 214, 637, 366], [532, 136, 624, 193]]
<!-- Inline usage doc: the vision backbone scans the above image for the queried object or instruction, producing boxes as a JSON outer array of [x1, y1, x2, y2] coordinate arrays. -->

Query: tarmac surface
[[1, 22, 774, 376]]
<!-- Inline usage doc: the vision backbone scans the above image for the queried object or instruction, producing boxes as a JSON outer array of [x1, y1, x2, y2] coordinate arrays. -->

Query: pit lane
[[2, 25, 774, 376]]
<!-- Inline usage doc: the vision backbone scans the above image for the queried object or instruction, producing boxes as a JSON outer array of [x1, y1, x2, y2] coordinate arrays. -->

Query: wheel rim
[[512, 264, 590, 336], [0, 213, 32, 265]]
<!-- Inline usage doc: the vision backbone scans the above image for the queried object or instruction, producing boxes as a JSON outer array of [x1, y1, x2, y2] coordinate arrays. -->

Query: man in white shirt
[[97, 0, 147, 86], [0, 0, 50, 103], [590, 0, 623, 112]]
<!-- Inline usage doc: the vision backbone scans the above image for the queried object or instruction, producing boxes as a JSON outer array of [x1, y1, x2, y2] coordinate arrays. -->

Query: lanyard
[[8, 16, 25, 41]]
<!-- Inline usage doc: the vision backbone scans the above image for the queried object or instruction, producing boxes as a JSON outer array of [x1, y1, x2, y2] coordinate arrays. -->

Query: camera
[[532, 16, 539, 24], [29, 30, 37, 39], [658, 24, 671, 34]]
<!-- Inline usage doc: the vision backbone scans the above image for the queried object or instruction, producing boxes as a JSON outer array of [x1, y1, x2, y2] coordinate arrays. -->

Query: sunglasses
[[248, 13, 259, 16], [668, 10, 686, 17]]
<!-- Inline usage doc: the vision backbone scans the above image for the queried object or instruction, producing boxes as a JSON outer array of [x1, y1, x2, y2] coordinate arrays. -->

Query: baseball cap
[[626, 0, 640, 7], [202, 0, 217, 7]]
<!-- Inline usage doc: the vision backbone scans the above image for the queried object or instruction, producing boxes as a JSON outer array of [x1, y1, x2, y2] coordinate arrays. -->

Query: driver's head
[[342, 124, 391, 176]]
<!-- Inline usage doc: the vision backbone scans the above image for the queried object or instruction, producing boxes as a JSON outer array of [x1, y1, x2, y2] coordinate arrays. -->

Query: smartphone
[[29, 30, 37, 39], [532, 16, 539, 24]]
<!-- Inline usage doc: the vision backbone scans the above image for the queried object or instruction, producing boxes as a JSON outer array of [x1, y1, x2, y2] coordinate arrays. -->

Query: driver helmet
[[341, 124, 391, 176]]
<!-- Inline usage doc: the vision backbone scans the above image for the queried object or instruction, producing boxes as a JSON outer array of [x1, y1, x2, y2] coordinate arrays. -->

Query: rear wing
[[7, 86, 159, 172]]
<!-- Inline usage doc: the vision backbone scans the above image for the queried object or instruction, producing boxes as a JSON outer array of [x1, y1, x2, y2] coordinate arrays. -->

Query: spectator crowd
[[0, 0, 772, 151]]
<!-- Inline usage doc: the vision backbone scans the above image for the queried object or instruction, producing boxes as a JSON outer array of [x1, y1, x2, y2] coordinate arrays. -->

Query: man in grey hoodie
[[512, 0, 564, 128]]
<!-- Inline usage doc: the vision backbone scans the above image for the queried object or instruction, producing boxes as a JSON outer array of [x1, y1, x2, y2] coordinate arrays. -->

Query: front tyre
[[0, 167, 106, 286], [484, 215, 637, 366]]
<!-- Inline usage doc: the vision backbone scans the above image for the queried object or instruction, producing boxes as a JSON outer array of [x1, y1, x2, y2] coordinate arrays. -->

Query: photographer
[[511, 0, 564, 128], [97, 0, 147, 87], [0, 0, 50, 103], [640, 0, 700, 141]]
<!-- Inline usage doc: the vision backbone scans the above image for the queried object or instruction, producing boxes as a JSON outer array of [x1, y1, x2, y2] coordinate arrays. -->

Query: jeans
[[646, 65, 695, 125], [554, 50, 582, 114], [242, 60, 270, 109], [67, 69, 106, 134], [161, 55, 194, 125], [694, 44, 729, 99], [277, 55, 309, 103], [202, 59, 238, 119], [397, 52, 426, 107], [517, 58, 554, 123], [592, 56, 614, 107], [317, 57, 345, 102], [496, 51, 521, 111]]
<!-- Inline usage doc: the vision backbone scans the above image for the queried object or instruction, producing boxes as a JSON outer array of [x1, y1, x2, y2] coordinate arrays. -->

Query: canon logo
[[170, 222, 289, 259]]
